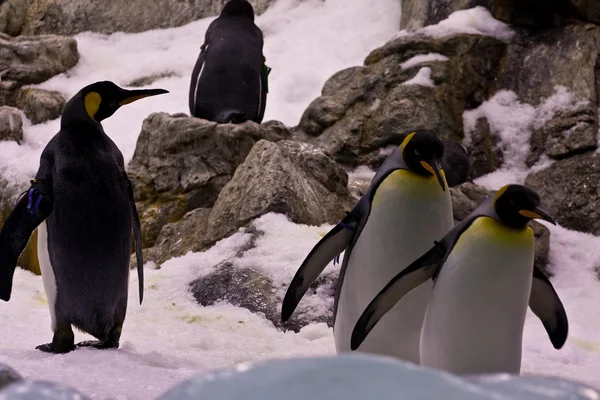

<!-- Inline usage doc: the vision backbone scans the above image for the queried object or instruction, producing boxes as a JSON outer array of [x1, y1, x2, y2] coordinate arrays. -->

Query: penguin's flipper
[[0, 185, 52, 301], [125, 178, 144, 305], [529, 266, 568, 349], [281, 217, 357, 323], [350, 243, 447, 351]]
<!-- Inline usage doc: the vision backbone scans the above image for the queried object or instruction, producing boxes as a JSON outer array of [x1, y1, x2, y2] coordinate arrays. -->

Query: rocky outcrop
[[0, 363, 22, 390], [4, 0, 276, 36], [16, 88, 67, 124], [298, 33, 506, 166], [400, 0, 598, 30], [525, 152, 600, 235], [0, 106, 23, 142], [127, 113, 290, 247], [0, 380, 90, 399], [464, 117, 503, 179]]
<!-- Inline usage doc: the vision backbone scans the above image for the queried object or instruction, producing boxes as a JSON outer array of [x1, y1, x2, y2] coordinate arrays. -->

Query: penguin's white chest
[[334, 170, 453, 363], [420, 217, 535, 375], [37, 221, 58, 331]]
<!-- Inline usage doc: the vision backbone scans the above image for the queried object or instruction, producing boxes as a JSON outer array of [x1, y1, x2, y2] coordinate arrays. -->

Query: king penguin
[[351, 184, 568, 375], [189, 0, 269, 124], [0, 81, 168, 353], [281, 131, 453, 363]]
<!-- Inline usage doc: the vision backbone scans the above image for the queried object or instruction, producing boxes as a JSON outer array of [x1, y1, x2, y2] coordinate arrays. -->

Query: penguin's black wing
[[529, 266, 568, 349], [281, 211, 359, 323], [0, 180, 53, 301], [350, 199, 495, 350], [124, 177, 144, 305]]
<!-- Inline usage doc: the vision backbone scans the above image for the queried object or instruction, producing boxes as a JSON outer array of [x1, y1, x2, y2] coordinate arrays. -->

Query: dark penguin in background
[[189, 0, 269, 124], [0, 81, 168, 353], [441, 140, 471, 187]]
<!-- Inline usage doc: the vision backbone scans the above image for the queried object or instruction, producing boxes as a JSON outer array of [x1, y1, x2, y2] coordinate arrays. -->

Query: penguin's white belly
[[37, 221, 57, 331], [334, 170, 453, 364], [420, 217, 535, 375]]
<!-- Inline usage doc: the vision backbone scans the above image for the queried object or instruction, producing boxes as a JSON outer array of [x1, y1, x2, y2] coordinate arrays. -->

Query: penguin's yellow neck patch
[[84, 92, 102, 121], [467, 217, 534, 248], [400, 132, 416, 155]]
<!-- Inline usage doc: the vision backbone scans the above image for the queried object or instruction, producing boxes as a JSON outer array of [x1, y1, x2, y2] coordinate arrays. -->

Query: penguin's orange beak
[[421, 160, 446, 192]]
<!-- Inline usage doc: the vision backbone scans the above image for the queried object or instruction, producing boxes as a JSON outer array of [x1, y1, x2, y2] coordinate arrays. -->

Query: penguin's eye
[[414, 149, 420, 157]]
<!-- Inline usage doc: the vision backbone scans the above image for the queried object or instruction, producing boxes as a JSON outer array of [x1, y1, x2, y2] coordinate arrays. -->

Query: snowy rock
[[299, 33, 506, 167], [0, 33, 78, 84], [15, 88, 66, 125], [157, 354, 600, 399], [0, 380, 90, 399], [0, 363, 22, 390], [0, 107, 23, 143], [127, 113, 289, 247], [525, 152, 600, 235], [0, 0, 27, 36], [450, 182, 552, 275], [204, 140, 355, 246], [401, 0, 588, 30], [125, 71, 178, 88], [19, 0, 276, 36], [497, 25, 600, 166], [465, 116, 503, 179]]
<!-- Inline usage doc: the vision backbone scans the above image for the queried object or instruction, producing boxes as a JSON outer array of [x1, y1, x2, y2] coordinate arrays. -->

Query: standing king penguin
[[189, 0, 269, 124], [282, 131, 453, 363], [0, 81, 168, 353], [351, 184, 568, 375]]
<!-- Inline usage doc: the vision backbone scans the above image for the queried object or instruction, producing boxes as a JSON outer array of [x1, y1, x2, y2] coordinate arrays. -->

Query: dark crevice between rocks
[[234, 224, 265, 258]]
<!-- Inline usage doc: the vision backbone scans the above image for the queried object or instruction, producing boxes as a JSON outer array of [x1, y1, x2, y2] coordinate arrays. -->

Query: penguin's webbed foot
[[76, 340, 119, 350], [35, 343, 75, 354]]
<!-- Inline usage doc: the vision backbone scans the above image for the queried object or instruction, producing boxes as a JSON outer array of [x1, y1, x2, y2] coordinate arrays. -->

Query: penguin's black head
[[221, 0, 255, 20], [401, 130, 446, 191], [62, 81, 168, 127], [494, 184, 556, 229]]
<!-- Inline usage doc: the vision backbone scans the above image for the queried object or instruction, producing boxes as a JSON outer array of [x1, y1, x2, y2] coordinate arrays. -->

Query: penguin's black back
[[189, 0, 266, 123], [41, 128, 131, 339]]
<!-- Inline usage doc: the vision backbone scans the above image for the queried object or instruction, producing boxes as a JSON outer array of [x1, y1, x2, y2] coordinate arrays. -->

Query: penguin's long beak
[[118, 88, 169, 106], [519, 207, 556, 225], [421, 160, 446, 192]]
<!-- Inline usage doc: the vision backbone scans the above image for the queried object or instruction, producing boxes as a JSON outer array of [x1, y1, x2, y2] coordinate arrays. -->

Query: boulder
[[0, 363, 22, 390], [464, 116, 503, 179], [0, 0, 27, 36], [525, 152, 600, 235], [204, 140, 355, 245], [400, 0, 592, 30], [16, 88, 67, 124], [450, 183, 552, 275], [0, 380, 90, 399], [299, 33, 506, 166], [496, 24, 600, 165], [127, 113, 290, 247], [0, 106, 23, 142], [19, 0, 276, 36]]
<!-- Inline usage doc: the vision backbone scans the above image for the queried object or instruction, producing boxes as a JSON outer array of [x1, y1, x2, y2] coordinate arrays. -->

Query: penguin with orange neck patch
[[0, 81, 168, 353], [282, 131, 453, 363]]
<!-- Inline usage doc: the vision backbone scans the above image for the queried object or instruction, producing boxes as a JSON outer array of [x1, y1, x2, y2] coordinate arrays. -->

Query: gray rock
[[124, 71, 178, 88], [0, 363, 22, 391], [0, 380, 89, 399], [0, 33, 78, 84], [465, 117, 503, 179], [450, 183, 552, 275], [0, 0, 27, 36], [0, 106, 22, 142], [400, 0, 588, 30], [15, 88, 66, 124], [204, 140, 355, 246], [300, 33, 506, 166], [496, 24, 600, 165], [20, 0, 276, 36], [525, 152, 600, 235], [127, 113, 289, 247]]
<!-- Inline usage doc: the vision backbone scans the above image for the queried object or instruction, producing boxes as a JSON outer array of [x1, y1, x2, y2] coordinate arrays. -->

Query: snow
[[0, 0, 400, 184], [0, 2, 599, 399], [395, 6, 515, 42], [402, 67, 435, 87], [400, 53, 449, 69]]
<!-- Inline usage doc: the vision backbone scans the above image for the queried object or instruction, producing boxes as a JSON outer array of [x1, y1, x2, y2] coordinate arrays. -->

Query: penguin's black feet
[[36, 326, 75, 353], [75, 340, 119, 350]]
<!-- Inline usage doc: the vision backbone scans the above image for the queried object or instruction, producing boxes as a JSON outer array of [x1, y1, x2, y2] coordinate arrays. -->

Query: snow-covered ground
[[0, 2, 599, 399]]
